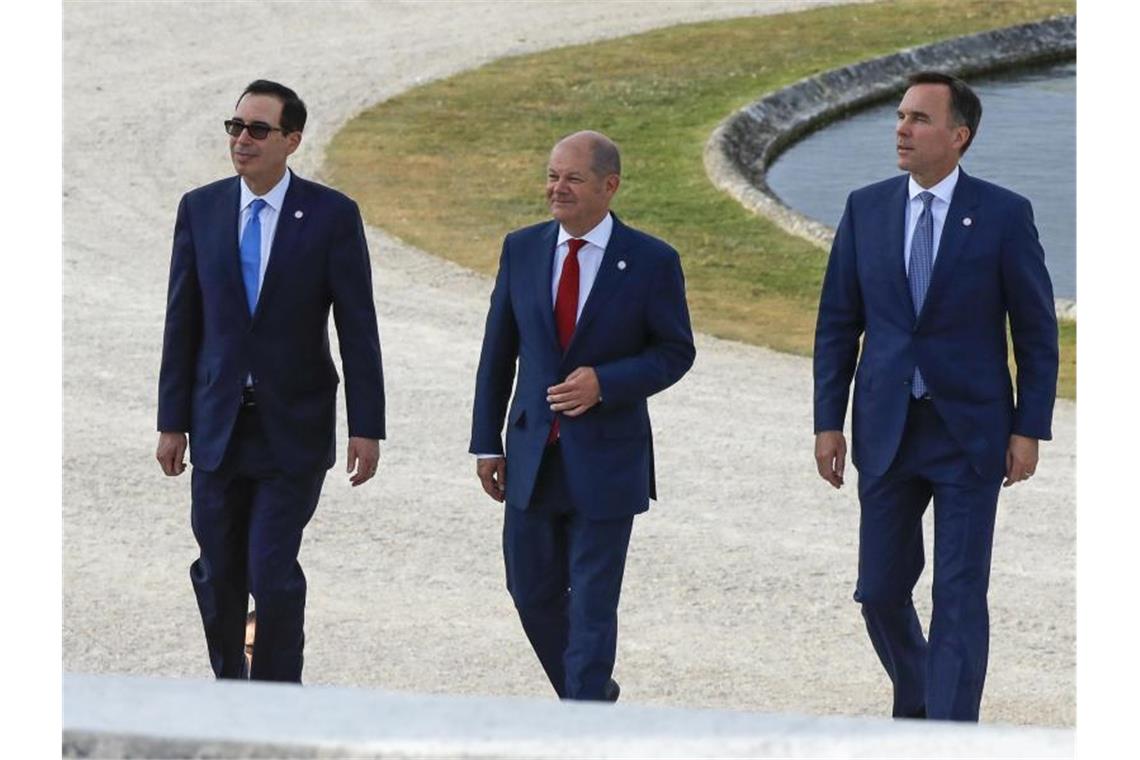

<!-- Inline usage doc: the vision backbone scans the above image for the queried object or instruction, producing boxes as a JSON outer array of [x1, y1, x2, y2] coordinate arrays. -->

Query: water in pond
[[766, 62, 1075, 299]]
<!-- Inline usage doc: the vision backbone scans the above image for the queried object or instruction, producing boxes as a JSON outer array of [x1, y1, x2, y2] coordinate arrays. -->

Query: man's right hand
[[156, 432, 188, 476], [477, 456, 506, 502], [814, 430, 847, 489]]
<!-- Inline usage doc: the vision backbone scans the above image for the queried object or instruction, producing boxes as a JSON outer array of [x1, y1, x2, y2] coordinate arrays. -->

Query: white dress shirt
[[238, 169, 291, 298], [552, 212, 613, 318], [238, 170, 290, 386], [904, 165, 959, 273]]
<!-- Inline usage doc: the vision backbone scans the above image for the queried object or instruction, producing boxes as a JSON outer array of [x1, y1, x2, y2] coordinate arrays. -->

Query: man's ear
[[286, 131, 303, 156], [953, 125, 970, 153], [605, 174, 621, 196]]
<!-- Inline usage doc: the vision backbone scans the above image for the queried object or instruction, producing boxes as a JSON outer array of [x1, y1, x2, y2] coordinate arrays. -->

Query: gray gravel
[[63, 0, 1074, 726]]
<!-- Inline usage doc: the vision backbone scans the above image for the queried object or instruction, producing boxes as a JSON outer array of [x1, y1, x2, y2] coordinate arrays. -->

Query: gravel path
[[63, 0, 1074, 726]]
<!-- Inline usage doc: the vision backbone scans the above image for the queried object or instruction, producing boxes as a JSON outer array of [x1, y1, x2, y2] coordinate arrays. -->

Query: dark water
[[766, 62, 1076, 298]]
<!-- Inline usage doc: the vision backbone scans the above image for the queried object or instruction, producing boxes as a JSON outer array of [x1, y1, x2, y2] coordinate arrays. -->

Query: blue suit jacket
[[470, 215, 695, 519], [813, 170, 1058, 480], [157, 171, 386, 473]]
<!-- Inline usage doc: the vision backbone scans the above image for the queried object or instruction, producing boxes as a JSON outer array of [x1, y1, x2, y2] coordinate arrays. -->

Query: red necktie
[[548, 238, 586, 443]]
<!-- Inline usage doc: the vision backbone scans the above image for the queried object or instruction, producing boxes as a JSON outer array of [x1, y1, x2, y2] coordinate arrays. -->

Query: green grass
[[327, 0, 1075, 397]]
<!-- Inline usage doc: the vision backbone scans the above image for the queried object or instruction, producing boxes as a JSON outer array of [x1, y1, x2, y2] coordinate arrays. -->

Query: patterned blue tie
[[240, 198, 267, 315], [908, 191, 935, 398]]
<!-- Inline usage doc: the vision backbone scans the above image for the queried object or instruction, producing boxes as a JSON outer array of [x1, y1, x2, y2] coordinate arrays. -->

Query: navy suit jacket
[[813, 170, 1058, 480], [157, 171, 385, 473], [470, 215, 695, 520]]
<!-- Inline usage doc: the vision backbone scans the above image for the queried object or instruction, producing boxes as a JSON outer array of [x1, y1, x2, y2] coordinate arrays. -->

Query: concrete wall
[[63, 673, 1074, 759], [703, 16, 1077, 319]]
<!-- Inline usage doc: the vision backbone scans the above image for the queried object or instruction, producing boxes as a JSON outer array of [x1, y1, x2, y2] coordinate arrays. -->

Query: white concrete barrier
[[63, 673, 1072, 758]]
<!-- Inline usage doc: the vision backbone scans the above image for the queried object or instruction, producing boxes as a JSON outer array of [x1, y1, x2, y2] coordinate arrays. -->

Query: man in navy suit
[[813, 72, 1058, 721], [471, 131, 695, 701], [156, 80, 385, 683]]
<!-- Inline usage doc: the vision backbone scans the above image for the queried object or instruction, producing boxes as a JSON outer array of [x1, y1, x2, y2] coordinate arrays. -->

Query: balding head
[[547, 130, 622, 236], [555, 130, 622, 178]]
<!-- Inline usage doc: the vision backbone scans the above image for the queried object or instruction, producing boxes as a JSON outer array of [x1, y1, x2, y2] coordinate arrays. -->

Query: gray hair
[[559, 130, 622, 177]]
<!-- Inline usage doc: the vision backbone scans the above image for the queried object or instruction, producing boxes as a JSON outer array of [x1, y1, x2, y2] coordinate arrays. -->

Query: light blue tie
[[240, 198, 267, 315], [908, 191, 935, 398]]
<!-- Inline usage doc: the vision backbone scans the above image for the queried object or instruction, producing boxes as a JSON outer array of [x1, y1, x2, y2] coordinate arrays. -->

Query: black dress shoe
[[604, 678, 620, 702]]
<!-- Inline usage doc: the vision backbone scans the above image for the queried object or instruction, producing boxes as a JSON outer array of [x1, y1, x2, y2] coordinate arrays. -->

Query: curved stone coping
[[63, 673, 1072, 759], [704, 16, 1076, 320]]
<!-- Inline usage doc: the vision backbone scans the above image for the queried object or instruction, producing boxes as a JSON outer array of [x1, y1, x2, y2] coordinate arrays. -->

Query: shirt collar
[[240, 168, 291, 213], [908, 165, 959, 206], [558, 211, 613, 251]]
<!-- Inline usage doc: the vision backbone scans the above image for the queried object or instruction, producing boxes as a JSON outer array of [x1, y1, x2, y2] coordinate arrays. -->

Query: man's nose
[[231, 125, 255, 145]]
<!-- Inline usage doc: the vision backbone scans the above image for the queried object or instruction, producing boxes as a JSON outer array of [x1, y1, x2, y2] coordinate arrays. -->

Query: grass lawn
[[326, 0, 1075, 398]]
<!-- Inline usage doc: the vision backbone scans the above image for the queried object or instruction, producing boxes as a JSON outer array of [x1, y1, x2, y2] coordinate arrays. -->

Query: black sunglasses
[[224, 119, 286, 140]]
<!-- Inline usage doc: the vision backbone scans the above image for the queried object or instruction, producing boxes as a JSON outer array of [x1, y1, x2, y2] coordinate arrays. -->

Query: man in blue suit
[[471, 131, 695, 701], [813, 72, 1058, 721], [156, 80, 385, 683]]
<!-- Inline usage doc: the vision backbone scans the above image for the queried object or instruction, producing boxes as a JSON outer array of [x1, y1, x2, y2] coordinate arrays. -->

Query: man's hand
[[547, 367, 601, 418], [477, 456, 506, 502], [347, 437, 380, 487], [815, 430, 847, 489], [156, 432, 188, 476], [1003, 434, 1039, 488]]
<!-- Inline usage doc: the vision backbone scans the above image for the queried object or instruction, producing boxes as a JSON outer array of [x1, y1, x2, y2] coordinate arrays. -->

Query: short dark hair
[[907, 71, 982, 155], [236, 80, 307, 134]]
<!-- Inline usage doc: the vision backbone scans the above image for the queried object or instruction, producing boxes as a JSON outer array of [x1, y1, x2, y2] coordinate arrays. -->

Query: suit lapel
[[253, 172, 306, 322], [917, 170, 979, 325], [881, 177, 912, 320], [535, 221, 560, 351], [208, 178, 249, 323], [567, 214, 630, 355]]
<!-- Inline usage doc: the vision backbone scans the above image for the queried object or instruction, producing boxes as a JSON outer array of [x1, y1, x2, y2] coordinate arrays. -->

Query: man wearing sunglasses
[[156, 80, 386, 683]]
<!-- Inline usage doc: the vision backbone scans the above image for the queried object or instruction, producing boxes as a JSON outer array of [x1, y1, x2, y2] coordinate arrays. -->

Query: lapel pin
[[294, 210, 304, 219], [617, 260, 627, 270], [962, 217, 972, 226]]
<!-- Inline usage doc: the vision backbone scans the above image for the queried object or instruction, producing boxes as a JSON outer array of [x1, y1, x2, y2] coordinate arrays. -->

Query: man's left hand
[[1003, 434, 1039, 487], [547, 367, 601, 417], [347, 437, 381, 487]]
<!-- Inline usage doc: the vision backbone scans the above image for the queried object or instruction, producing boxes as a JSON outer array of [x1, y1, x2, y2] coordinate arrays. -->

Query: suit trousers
[[189, 405, 326, 683], [503, 442, 634, 701], [854, 398, 1002, 721]]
